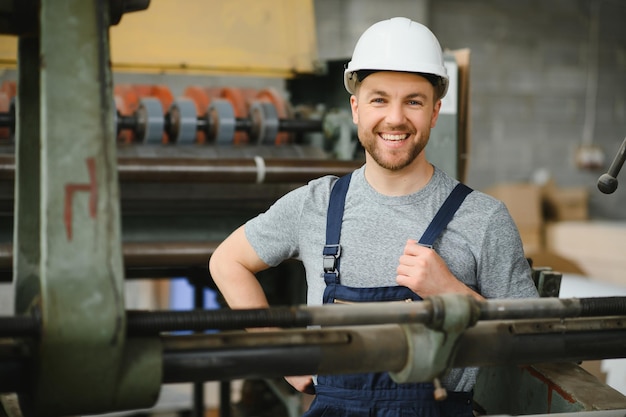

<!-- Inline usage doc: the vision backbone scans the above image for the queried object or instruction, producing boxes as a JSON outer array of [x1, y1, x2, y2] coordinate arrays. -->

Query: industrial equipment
[[0, 1, 625, 417], [597, 135, 626, 194]]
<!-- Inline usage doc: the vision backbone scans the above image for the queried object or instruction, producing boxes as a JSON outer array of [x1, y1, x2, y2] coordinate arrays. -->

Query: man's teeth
[[381, 133, 407, 141]]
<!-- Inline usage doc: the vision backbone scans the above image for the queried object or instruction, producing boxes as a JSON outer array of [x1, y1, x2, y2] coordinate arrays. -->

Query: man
[[209, 17, 539, 416]]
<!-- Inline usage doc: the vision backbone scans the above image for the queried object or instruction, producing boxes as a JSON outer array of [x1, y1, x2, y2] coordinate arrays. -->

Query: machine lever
[[597, 135, 626, 194]]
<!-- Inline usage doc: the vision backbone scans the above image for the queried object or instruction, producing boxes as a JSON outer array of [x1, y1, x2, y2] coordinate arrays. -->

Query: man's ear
[[350, 95, 358, 125], [431, 99, 442, 128]]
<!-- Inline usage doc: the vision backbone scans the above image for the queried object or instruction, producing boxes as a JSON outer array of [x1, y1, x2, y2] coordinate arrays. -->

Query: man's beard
[[359, 130, 430, 171]]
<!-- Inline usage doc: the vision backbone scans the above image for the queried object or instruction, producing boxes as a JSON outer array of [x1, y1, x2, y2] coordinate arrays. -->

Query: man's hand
[[396, 239, 483, 300], [285, 375, 315, 395]]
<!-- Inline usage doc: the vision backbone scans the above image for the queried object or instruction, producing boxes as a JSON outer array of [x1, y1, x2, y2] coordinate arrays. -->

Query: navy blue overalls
[[303, 173, 475, 417]]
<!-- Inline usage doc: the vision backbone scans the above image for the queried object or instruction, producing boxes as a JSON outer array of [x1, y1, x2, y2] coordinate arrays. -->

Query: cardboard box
[[545, 221, 626, 286], [524, 250, 586, 275], [543, 187, 589, 221], [483, 183, 543, 228]]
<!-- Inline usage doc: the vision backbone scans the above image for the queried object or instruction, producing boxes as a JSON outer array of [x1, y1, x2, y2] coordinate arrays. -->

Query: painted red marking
[[524, 366, 576, 412], [64, 158, 97, 240]]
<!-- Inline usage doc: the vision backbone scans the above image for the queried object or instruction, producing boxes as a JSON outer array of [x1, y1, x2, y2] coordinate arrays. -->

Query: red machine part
[[1, 80, 298, 146], [0, 81, 16, 141], [256, 87, 292, 145], [113, 84, 140, 144], [143, 85, 174, 116], [0, 81, 16, 99], [114, 84, 173, 144], [0, 91, 10, 141]]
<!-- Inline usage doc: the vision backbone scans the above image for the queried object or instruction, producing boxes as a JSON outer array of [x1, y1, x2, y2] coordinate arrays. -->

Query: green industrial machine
[[0, 2, 625, 417], [6, 1, 161, 415]]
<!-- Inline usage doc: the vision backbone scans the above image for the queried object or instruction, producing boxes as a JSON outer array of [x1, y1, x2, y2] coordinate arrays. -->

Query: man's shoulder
[[276, 174, 344, 210], [464, 187, 505, 208], [432, 169, 504, 212]]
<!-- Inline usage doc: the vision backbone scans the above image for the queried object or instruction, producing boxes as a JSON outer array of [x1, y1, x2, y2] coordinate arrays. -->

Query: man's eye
[[408, 100, 423, 106], [372, 98, 385, 103]]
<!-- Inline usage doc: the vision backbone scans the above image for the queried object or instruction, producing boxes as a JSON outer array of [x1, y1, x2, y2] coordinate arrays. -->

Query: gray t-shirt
[[245, 164, 539, 391]]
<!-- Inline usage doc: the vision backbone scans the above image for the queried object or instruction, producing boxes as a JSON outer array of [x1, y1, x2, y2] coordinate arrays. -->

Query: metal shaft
[[0, 112, 324, 136], [0, 155, 361, 183], [130, 296, 626, 334], [1, 311, 625, 391], [159, 318, 626, 383], [0, 241, 221, 282], [2, 296, 625, 338], [454, 318, 626, 367], [161, 325, 408, 383]]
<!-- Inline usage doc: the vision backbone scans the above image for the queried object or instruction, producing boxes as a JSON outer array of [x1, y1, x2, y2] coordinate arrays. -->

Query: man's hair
[[355, 70, 446, 101]]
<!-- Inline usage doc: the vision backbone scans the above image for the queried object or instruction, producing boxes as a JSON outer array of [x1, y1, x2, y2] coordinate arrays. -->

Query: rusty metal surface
[[475, 362, 626, 413]]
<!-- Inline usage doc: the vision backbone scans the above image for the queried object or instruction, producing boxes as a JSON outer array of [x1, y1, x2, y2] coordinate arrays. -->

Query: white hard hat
[[344, 17, 449, 98]]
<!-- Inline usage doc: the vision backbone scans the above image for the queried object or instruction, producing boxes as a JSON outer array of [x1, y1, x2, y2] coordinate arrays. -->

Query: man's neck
[[363, 159, 434, 196]]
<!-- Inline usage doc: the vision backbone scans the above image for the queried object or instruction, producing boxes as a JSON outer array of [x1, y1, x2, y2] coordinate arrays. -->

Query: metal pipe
[[231, 118, 322, 133], [115, 157, 360, 183], [0, 112, 13, 129], [0, 339, 30, 393], [2, 296, 625, 337], [0, 155, 361, 182], [0, 241, 219, 282], [454, 318, 626, 367], [159, 318, 626, 383], [1, 318, 625, 389], [128, 296, 626, 334], [478, 296, 626, 320], [278, 118, 323, 132], [161, 325, 408, 383], [0, 113, 323, 136], [122, 241, 218, 267], [0, 316, 39, 338]]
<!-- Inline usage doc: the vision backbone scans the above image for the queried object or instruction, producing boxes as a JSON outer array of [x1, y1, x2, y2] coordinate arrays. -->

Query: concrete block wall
[[429, 0, 626, 219], [2, 1, 624, 220], [314, 0, 429, 61]]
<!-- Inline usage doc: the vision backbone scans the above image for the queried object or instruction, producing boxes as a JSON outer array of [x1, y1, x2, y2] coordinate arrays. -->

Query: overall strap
[[323, 173, 352, 282], [418, 183, 473, 247]]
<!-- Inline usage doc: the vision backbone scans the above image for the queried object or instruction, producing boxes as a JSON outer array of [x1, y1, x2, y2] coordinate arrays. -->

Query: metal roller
[[0, 86, 323, 145], [146, 84, 174, 115], [0, 85, 326, 145], [207, 98, 236, 145], [257, 87, 292, 144], [168, 98, 197, 144], [249, 100, 279, 145], [220, 87, 250, 144], [137, 84, 173, 144], [114, 84, 141, 143], [183, 85, 221, 143], [136, 97, 164, 144]]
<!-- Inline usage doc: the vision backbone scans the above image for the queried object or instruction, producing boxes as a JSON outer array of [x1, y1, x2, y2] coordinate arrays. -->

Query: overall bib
[[303, 173, 474, 417]]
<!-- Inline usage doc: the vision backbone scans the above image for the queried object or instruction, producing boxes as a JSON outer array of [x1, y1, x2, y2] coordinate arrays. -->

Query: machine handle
[[597, 135, 626, 194]]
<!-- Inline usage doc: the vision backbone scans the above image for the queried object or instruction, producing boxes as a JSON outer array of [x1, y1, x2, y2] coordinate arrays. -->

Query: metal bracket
[[390, 294, 480, 383]]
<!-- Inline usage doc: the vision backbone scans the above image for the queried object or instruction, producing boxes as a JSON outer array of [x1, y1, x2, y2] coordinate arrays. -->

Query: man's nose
[[385, 102, 406, 125]]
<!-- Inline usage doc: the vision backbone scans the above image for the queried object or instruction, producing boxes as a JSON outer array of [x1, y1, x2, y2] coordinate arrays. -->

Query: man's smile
[[379, 133, 410, 141]]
